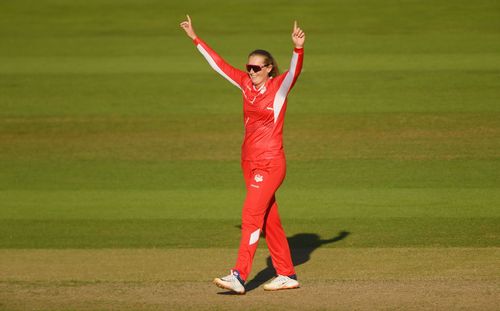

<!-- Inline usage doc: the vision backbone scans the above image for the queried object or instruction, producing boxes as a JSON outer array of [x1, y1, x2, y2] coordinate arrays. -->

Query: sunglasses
[[246, 64, 269, 73]]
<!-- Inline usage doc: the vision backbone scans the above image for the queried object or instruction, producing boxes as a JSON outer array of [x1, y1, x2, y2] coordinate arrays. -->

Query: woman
[[180, 15, 305, 294]]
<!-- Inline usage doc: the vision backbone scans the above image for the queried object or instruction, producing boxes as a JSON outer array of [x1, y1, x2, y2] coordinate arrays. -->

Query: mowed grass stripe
[[3, 54, 500, 74], [1, 71, 499, 117], [1, 113, 499, 161], [1, 160, 498, 190], [1, 189, 499, 219], [1, 248, 498, 310], [0, 218, 497, 248]]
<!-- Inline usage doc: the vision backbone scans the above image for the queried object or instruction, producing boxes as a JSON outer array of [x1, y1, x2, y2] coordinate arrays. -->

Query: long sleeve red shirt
[[193, 37, 304, 162]]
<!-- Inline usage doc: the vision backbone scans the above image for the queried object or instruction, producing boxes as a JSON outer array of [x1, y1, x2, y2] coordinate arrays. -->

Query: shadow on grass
[[243, 231, 350, 292]]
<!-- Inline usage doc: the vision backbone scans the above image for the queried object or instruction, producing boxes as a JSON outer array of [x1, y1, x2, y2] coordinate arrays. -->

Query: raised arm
[[180, 15, 246, 89], [276, 21, 305, 95], [271, 21, 305, 122]]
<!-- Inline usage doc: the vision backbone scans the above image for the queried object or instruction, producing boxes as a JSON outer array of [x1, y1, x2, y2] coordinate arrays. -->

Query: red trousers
[[233, 157, 295, 281]]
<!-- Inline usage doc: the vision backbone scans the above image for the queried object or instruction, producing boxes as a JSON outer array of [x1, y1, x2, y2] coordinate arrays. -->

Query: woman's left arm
[[271, 22, 305, 121], [276, 21, 305, 96]]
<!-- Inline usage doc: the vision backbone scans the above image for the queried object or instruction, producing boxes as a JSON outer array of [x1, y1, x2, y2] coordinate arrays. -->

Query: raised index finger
[[294, 20, 298, 31], [187, 14, 191, 24]]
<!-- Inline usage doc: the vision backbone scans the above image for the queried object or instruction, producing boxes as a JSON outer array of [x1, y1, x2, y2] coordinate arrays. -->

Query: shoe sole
[[213, 278, 246, 295], [263, 284, 300, 291]]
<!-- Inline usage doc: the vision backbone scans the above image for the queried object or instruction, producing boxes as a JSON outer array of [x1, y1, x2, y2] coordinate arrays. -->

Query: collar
[[252, 76, 273, 92]]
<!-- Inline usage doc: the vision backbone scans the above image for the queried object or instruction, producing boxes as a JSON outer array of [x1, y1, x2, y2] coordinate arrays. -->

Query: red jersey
[[193, 37, 304, 161]]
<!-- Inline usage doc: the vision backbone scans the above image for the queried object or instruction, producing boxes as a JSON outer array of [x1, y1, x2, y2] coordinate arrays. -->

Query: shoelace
[[221, 274, 234, 282], [274, 275, 290, 284]]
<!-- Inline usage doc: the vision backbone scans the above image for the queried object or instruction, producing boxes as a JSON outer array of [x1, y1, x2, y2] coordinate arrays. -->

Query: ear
[[266, 65, 273, 75]]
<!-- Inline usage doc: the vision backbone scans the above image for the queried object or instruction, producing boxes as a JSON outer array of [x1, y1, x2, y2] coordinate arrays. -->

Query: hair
[[248, 49, 279, 77]]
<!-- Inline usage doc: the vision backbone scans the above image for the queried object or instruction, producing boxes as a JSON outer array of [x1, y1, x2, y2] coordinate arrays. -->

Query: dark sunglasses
[[246, 64, 269, 73]]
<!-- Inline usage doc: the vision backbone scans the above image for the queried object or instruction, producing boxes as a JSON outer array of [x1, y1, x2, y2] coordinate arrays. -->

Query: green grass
[[1, 0, 499, 251], [0, 218, 498, 248]]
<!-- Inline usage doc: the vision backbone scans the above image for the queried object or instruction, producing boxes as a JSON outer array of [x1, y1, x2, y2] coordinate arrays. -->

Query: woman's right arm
[[180, 15, 246, 89]]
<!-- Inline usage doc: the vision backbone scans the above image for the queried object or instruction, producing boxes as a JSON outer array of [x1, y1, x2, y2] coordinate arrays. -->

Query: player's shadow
[[244, 231, 350, 292]]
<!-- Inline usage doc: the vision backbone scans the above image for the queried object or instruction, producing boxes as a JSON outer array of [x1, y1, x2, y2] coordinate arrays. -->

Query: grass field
[[1, 0, 499, 310]]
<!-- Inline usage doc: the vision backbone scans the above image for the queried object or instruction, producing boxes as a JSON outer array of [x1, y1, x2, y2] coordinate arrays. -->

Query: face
[[247, 55, 272, 87]]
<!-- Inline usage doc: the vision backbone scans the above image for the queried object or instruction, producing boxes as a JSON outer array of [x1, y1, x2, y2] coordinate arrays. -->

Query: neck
[[253, 78, 268, 90]]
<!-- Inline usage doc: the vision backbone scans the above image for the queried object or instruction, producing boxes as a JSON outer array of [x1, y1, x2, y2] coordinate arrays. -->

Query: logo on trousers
[[254, 174, 264, 183]]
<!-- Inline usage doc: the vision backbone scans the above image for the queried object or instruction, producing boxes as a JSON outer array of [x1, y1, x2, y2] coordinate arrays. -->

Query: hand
[[292, 20, 305, 48], [180, 14, 197, 40]]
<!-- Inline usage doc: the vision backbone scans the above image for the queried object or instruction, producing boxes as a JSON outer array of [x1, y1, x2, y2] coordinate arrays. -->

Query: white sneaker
[[263, 275, 300, 291], [213, 270, 245, 294]]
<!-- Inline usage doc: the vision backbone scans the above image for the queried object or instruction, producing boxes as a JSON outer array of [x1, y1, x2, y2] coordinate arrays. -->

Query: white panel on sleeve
[[273, 51, 299, 122], [197, 44, 241, 90]]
